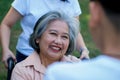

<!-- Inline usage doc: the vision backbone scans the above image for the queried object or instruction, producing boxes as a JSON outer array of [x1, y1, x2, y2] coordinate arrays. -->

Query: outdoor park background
[[0, 0, 100, 80]]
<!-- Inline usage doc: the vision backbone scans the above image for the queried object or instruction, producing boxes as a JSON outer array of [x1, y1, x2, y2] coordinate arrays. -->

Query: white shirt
[[44, 55, 120, 80], [12, 0, 81, 56]]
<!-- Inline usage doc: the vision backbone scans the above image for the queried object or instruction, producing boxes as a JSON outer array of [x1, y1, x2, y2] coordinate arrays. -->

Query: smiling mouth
[[50, 45, 62, 53]]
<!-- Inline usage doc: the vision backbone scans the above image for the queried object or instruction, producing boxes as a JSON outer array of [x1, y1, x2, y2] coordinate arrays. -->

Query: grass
[[0, 0, 100, 79]]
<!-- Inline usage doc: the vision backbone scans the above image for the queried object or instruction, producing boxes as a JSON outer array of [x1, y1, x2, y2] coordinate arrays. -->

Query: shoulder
[[11, 62, 27, 79], [11, 61, 33, 80], [45, 56, 119, 80], [47, 57, 101, 74], [45, 60, 93, 80], [12, 61, 28, 74], [12, 54, 35, 74]]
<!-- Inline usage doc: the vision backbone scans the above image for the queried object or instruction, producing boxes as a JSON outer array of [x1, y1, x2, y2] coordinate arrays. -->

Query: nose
[[54, 37, 62, 45]]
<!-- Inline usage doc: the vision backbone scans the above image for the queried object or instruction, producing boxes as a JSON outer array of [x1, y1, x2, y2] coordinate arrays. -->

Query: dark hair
[[90, 0, 120, 14], [29, 11, 79, 55]]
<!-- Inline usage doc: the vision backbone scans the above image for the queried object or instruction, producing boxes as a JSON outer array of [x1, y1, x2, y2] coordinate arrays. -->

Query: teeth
[[52, 46, 60, 50]]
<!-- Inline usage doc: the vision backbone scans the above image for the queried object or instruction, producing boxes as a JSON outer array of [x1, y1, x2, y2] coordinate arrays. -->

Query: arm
[[75, 16, 90, 59], [76, 32, 89, 59], [0, 7, 22, 68]]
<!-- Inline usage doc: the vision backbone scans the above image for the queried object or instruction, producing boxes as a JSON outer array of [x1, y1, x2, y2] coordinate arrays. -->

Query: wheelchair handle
[[7, 57, 15, 80]]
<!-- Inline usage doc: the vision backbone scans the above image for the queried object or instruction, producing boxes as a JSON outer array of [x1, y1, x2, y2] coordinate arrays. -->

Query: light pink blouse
[[11, 52, 80, 80]]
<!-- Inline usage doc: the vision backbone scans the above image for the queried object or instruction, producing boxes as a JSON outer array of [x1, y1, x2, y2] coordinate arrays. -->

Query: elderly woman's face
[[37, 20, 69, 60]]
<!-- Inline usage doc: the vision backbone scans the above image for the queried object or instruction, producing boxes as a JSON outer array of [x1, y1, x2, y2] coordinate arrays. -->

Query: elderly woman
[[11, 11, 80, 80]]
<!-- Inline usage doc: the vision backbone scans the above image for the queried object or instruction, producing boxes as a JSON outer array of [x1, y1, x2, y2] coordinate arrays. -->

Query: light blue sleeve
[[11, 0, 28, 16]]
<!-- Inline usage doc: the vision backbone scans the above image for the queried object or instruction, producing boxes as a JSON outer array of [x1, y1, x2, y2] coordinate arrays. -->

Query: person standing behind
[[44, 0, 120, 80], [0, 0, 89, 68]]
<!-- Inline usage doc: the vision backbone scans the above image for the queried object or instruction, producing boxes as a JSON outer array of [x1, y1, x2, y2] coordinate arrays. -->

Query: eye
[[50, 32, 57, 36], [62, 35, 69, 40]]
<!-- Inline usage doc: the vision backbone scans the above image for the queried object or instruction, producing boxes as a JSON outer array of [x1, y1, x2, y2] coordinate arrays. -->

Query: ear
[[89, 2, 102, 28]]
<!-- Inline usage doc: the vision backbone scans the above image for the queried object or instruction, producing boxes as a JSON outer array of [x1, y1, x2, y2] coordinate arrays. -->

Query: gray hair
[[29, 11, 79, 55]]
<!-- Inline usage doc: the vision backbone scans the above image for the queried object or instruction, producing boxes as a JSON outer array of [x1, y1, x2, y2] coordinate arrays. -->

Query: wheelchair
[[7, 57, 15, 80]]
